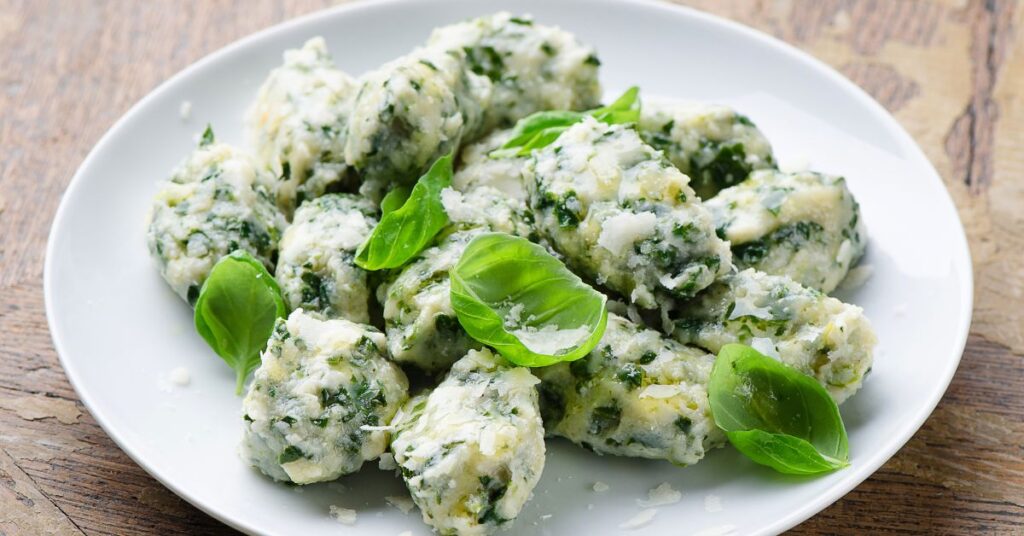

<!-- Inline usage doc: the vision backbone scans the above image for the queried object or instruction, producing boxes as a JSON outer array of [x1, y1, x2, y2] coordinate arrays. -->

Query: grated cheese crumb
[[638, 384, 680, 399], [179, 100, 192, 121], [385, 494, 415, 514], [750, 337, 780, 360], [329, 505, 357, 525], [378, 452, 397, 471], [169, 367, 191, 386], [592, 481, 610, 492], [597, 211, 657, 256], [619, 508, 658, 529], [638, 482, 681, 507]]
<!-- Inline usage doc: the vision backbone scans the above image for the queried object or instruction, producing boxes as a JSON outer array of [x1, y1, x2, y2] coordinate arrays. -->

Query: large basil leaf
[[355, 153, 452, 270], [708, 343, 849, 475], [380, 186, 411, 216], [490, 86, 641, 158], [194, 250, 288, 394], [449, 232, 608, 367]]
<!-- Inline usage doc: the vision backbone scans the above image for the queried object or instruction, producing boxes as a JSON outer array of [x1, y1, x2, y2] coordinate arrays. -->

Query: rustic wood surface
[[1, 0, 1021, 534]]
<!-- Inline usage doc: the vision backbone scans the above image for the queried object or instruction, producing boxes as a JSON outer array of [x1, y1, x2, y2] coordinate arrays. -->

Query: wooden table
[[2, 1, 1021, 534]]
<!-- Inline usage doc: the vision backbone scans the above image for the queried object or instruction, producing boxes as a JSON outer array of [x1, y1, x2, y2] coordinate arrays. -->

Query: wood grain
[[0, 0, 1021, 534]]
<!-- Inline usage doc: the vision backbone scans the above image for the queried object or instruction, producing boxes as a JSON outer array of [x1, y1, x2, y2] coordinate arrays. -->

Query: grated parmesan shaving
[[750, 337, 780, 360], [328, 505, 357, 525], [637, 482, 681, 507], [385, 495, 415, 514], [512, 324, 590, 355], [378, 452, 397, 471], [597, 211, 657, 256]]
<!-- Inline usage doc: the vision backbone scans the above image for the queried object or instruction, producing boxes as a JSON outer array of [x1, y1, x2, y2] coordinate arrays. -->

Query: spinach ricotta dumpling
[[536, 313, 723, 466], [146, 138, 285, 305], [706, 169, 866, 294], [240, 309, 408, 484], [274, 194, 377, 323], [246, 37, 358, 216], [639, 99, 776, 200], [378, 187, 535, 373], [345, 45, 487, 189], [525, 117, 731, 308], [391, 349, 545, 535], [671, 268, 876, 403], [378, 230, 483, 373], [346, 12, 601, 189], [427, 11, 602, 131]]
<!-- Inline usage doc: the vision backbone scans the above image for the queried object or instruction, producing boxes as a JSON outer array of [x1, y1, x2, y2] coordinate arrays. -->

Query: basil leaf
[[199, 124, 215, 147], [194, 250, 288, 394], [490, 86, 641, 158], [726, 430, 847, 475], [449, 232, 608, 367], [590, 85, 641, 123], [708, 344, 849, 475], [380, 186, 412, 215], [355, 153, 452, 270]]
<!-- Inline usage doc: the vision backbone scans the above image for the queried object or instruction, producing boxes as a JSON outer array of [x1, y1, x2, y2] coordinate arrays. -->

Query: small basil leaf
[[449, 232, 608, 367], [590, 86, 640, 123], [355, 153, 452, 270], [726, 430, 848, 475], [194, 250, 288, 394], [490, 87, 641, 158], [380, 186, 412, 215], [708, 343, 849, 475], [199, 124, 215, 147]]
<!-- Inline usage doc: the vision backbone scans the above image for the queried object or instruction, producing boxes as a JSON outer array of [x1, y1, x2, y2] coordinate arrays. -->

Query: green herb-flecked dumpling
[[240, 309, 408, 484], [671, 268, 876, 403], [525, 117, 731, 308], [391, 348, 545, 535], [536, 313, 724, 466], [706, 169, 866, 294], [146, 141, 286, 305], [427, 11, 602, 132], [275, 194, 377, 322], [346, 12, 602, 191], [377, 230, 482, 373], [639, 99, 776, 200], [378, 187, 535, 373], [246, 37, 358, 216], [345, 45, 488, 190]]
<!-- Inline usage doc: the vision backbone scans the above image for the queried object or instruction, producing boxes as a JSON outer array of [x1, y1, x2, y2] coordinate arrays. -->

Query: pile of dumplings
[[145, 13, 875, 535]]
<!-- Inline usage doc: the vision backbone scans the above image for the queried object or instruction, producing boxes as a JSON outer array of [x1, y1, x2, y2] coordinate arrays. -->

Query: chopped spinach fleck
[[589, 403, 622, 436], [732, 221, 825, 266], [616, 363, 644, 390], [278, 445, 305, 464]]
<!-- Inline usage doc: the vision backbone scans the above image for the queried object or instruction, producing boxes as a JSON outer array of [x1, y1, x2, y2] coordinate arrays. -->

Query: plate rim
[[43, 0, 974, 534]]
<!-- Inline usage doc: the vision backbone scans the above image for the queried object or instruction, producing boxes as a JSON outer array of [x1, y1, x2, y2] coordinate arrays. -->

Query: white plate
[[45, 0, 973, 534]]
